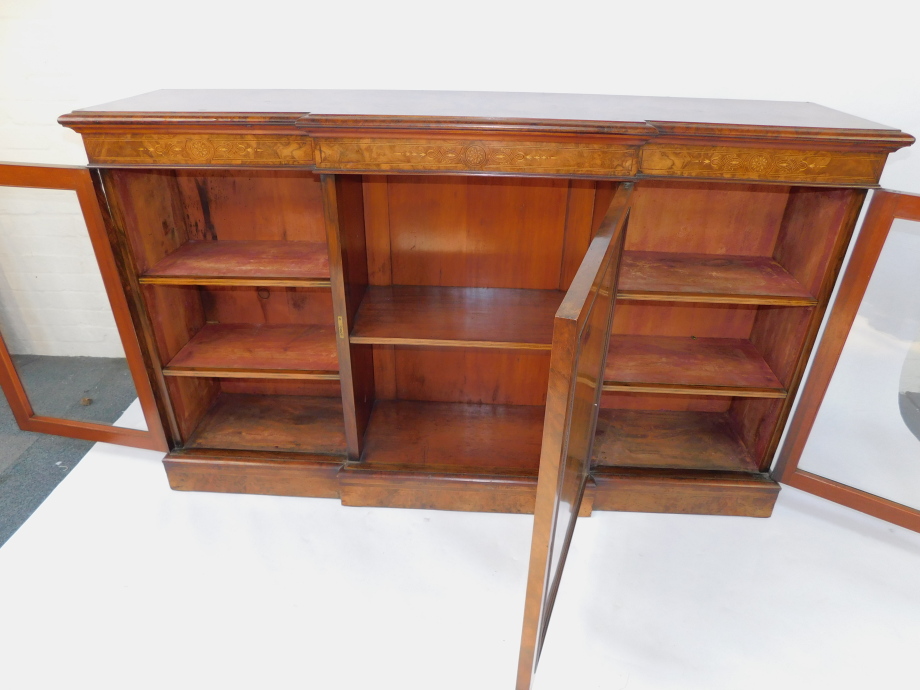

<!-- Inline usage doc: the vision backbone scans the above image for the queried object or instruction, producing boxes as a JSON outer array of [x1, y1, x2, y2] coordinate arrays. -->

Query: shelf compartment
[[360, 400, 544, 471], [593, 409, 758, 472], [350, 286, 563, 350], [139, 240, 331, 287], [617, 251, 817, 306], [340, 400, 544, 514], [185, 392, 346, 454], [604, 335, 786, 398], [164, 324, 339, 379]]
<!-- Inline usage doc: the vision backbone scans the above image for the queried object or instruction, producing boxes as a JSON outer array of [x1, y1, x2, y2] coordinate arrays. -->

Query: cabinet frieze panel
[[640, 144, 885, 184], [313, 138, 639, 176], [83, 134, 314, 166]]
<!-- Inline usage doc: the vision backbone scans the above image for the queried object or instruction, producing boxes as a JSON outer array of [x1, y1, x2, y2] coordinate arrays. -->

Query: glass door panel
[[0, 164, 166, 450]]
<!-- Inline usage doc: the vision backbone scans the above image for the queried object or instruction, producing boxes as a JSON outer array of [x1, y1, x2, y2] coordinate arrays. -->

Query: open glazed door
[[0, 164, 166, 451], [516, 183, 632, 690], [774, 190, 920, 532]]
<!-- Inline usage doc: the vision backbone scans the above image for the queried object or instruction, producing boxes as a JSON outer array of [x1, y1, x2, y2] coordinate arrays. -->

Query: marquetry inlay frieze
[[83, 134, 314, 166], [640, 145, 885, 184], [313, 138, 639, 176]]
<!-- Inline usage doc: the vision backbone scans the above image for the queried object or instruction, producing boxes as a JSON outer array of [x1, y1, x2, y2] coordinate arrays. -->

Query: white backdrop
[[0, 0, 918, 355]]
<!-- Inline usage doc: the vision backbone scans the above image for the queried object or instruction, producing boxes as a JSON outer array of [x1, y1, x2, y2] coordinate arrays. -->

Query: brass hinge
[[337, 316, 346, 339]]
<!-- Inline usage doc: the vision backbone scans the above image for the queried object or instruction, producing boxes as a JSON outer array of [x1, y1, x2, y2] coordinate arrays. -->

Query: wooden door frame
[[773, 189, 920, 532], [517, 183, 632, 690], [0, 163, 168, 451]]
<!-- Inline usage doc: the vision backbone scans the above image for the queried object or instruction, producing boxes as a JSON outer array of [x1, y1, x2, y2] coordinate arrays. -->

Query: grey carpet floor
[[0, 355, 139, 547]]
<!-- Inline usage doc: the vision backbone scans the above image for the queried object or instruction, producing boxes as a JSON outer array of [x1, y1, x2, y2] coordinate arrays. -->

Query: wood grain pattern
[[387, 175, 569, 289], [393, 348, 550, 406], [640, 145, 886, 185], [323, 174, 375, 459], [185, 393, 346, 454], [141, 240, 330, 286], [772, 188, 862, 296], [592, 467, 778, 516], [518, 183, 630, 690], [605, 335, 785, 397], [612, 301, 757, 339], [165, 376, 219, 444], [601, 391, 731, 412], [618, 251, 816, 305], [164, 449, 343, 498], [107, 169, 190, 274], [83, 133, 314, 166], [737, 189, 867, 470], [338, 466, 539, 514], [315, 138, 638, 176], [173, 170, 326, 243], [350, 286, 563, 349], [593, 409, 757, 471], [559, 180, 597, 290], [626, 181, 789, 255], [359, 400, 544, 470], [165, 324, 338, 377], [197, 285, 334, 327]]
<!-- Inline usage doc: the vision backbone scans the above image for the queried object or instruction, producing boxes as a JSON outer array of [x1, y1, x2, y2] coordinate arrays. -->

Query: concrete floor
[[0, 355, 138, 546]]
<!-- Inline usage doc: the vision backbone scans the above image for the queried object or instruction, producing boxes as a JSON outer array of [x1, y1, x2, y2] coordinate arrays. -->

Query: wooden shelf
[[617, 251, 816, 305], [186, 393, 346, 454], [360, 400, 544, 472], [593, 409, 758, 472], [164, 324, 339, 379], [604, 335, 786, 397], [350, 286, 563, 349], [140, 240, 331, 287]]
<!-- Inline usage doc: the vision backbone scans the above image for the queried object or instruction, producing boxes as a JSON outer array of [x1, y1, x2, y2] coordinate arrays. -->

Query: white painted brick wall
[[0, 187, 123, 357], [0, 0, 918, 362]]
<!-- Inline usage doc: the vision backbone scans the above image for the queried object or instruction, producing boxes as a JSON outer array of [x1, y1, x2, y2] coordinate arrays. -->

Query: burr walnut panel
[[314, 138, 639, 176], [640, 145, 886, 185], [83, 133, 314, 166]]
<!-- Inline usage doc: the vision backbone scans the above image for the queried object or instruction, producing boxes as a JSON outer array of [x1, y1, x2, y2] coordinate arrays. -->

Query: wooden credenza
[[0, 90, 913, 689]]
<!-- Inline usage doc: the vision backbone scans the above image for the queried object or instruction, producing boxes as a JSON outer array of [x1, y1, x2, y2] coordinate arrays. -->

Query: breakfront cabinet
[[0, 91, 914, 689]]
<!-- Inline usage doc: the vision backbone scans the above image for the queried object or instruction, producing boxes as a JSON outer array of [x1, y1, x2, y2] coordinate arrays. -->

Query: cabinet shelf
[[350, 286, 563, 350], [604, 335, 786, 398], [164, 324, 339, 379], [186, 393, 346, 454], [593, 409, 758, 472], [359, 400, 544, 472], [617, 251, 816, 305], [140, 240, 331, 287]]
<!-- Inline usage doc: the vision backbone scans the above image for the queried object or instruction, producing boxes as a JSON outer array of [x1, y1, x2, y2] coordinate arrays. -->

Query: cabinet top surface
[[69, 89, 901, 133]]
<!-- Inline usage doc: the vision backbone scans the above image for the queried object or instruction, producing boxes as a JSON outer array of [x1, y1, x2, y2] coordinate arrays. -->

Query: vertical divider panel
[[517, 182, 632, 690], [323, 174, 375, 459]]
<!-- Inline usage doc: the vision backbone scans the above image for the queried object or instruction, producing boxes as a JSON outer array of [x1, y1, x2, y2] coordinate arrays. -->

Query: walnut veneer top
[[60, 89, 910, 142]]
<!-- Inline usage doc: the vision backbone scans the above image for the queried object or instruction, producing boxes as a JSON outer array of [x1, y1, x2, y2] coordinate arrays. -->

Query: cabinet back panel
[[220, 378, 341, 398], [386, 176, 570, 289], [627, 181, 790, 256], [199, 286, 334, 326], [601, 391, 731, 412], [392, 347, 550, 406], [612, 301, 757, 338], [173, 170, 325, 243], [106, 170, 190, 274]]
